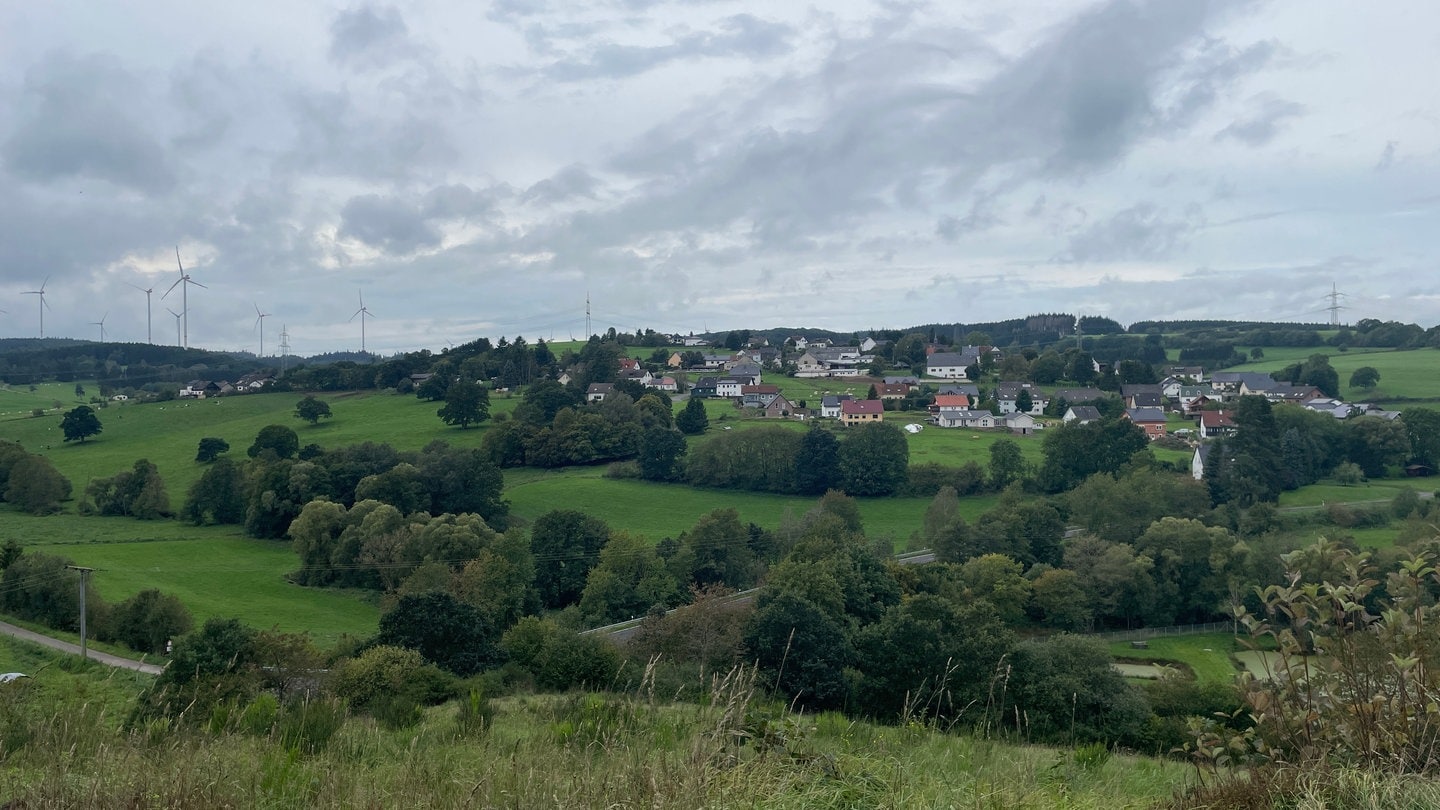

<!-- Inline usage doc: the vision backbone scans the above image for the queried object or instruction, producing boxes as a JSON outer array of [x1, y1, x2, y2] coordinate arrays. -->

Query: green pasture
[[1108, 632, 1241, 685], [6, 512, 380, 642], [1235, 346, 1440, 402], [502, 466, 994, 546], [1276, 479, 1424, 508], [0, 381, 89, 419], [0, 389, 520, 503]]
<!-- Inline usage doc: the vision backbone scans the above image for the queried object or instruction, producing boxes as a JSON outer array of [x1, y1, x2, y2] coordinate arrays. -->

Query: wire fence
[[1087, 621, 1236, 642]]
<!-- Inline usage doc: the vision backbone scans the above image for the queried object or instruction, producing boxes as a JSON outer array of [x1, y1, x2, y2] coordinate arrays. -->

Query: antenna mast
[[585, 292, 592, 340], [1325, 283, 1348, 327]]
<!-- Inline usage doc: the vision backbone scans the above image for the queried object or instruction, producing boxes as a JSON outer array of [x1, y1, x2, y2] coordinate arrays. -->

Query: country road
[[0, 620, 164, 676]]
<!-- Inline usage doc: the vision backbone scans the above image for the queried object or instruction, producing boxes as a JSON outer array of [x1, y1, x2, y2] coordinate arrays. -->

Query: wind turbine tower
[[351, 291, 374, 355], [166, 308, 184, 347], [254, 304, 271, 356], [163, 247, 206, 349], [127, 281, 155, 343], [91, 312, 108, 343], [21, 277, 50, 338]]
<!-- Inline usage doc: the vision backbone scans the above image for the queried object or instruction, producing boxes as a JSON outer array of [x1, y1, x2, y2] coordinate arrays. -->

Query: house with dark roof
[[926, 350, 980, 379], [762, 393, 797, 419], [1063, 405, 1102, 424], [1198, 410, 1236, 439], [1121, 385, 1165, 409], [936, 383, 980, 398], [935, 408, 995, 429], [840, 399, 885, 426], [1192, 444, 1212, 480], [995, 382, 1047, 415], [691, 377, 719, 398], [586, 383, 614, 403], [740, 384, 782, 408], [1052, 387, 1106, 404], [1124, 407, 1168, 440], [820, 394, 853, 419]]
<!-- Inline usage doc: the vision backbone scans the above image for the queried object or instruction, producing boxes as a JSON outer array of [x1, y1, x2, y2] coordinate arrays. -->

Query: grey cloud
[[544, 14, 794, 81], [340, 194, 441, 254], [330, 5, 414, 69], [1062, 203, 1200, 262], [1216, 96, 1305, 145], [282, 88, 456, 182], [339, 184, 500, 255], [936, 195, 1002, 241], [3, 53, 175, 193], [522, 164, 601, 205], [584, 0, 1260, 266]]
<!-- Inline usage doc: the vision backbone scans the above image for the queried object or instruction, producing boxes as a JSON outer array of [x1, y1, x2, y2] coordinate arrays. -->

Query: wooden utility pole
[[66, 565, 94, 661]]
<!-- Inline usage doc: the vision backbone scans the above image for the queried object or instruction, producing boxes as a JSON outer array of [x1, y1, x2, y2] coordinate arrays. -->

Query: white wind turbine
[[90, 312, 108, 343], [162, 247, 206, 349], [254, 303, 271, 357], [21, 277, 50, 337], [166, 307, 184, 347], [350, 290, 375, 355], [127, 281, 156, 344]]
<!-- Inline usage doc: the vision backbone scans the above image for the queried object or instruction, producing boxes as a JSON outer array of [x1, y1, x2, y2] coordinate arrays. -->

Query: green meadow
[[1108, 632, 1241, 685], [503, 465, 996, 545], [3, 512, 379, 642], [0, 388, 521, 498], [1235, 346, 1440, 402]]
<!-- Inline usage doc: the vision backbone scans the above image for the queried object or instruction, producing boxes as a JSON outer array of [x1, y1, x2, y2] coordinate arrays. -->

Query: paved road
[[0, 620, 165, 675]]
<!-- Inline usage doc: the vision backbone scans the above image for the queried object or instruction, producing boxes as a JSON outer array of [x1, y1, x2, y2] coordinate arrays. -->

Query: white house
[[935, 408, 996, 429]]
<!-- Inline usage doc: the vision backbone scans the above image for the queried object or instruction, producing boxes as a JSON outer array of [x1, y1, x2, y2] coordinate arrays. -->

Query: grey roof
[[1120, 384, 1164, 396], [1211, 371, 1277, 390], [1125, 407, 1166, 422], [936, 383, 980, 397], [927, 351, 978, 367], [1053, 387, 1106, 402], [1066, 406, 1102, 421], [821, 394, 852, 407], [1130, 392, 1163, 407]]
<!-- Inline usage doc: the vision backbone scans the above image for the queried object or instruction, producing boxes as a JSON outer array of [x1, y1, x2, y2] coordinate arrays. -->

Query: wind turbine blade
[[163, 277, 184, 298], [189, 279, 208, 289], [175, 246, 184, 273], [39, 276, 49, 292], [350, 309, 363, 322]]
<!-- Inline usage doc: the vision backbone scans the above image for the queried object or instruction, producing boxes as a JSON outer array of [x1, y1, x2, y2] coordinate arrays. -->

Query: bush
[[328, 645, 457, 712]]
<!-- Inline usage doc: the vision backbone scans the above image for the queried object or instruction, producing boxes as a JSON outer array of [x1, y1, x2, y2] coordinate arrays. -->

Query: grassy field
[[1233, 346, 1440, 402], [503, 466, 996, 546], [0, 642, 1196, 808], [1108, 632, 1241, 685], [1276, 479, 1426, 508], [0, 388, 522, 501], [3, 512, 380, 642]]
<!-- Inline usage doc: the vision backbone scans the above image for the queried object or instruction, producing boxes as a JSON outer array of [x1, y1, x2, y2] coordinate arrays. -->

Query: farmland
[[1234, 346, 1440, 403]]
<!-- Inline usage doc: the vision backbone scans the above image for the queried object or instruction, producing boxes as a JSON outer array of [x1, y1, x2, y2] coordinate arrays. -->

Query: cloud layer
[[0, 0, 1436, 354]]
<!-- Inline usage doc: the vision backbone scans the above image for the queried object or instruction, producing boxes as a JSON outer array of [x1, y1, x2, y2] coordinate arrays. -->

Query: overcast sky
[[0, 1, 1436, 356]]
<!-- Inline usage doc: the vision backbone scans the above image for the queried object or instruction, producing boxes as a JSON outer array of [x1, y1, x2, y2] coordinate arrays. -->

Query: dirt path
[[0, 619, 164, 676]]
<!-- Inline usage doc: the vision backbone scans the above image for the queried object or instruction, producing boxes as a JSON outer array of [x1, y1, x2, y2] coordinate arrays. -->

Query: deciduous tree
[[60, 405, 102, 443], [294, 395, 333, 425], [437, 378, 490, 429]]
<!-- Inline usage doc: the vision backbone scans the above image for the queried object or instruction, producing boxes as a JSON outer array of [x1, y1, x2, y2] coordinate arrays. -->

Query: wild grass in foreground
[[0, 661, 1194, 809]]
